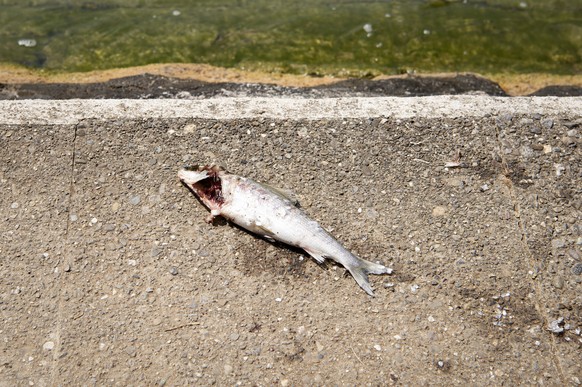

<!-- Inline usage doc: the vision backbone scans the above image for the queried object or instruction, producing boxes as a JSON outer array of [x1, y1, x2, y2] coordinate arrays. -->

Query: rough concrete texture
[[1, 97, 581, 386]]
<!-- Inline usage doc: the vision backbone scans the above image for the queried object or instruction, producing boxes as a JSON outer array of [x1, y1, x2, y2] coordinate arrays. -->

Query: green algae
[[0, 0, 580, 76]]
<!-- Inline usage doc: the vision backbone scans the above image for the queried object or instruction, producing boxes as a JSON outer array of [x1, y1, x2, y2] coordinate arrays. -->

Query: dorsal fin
[[257, 182, 300, 207]]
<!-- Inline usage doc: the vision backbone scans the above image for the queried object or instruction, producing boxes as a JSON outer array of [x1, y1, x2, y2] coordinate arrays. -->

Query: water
[[0, 0, 580, 76]]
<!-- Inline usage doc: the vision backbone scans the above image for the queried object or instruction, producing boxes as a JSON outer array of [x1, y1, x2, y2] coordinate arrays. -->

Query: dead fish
[[178, 165, 392, 296]]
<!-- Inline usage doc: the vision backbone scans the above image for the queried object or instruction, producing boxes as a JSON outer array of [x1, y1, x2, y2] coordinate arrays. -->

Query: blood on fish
[[192, 169, 224, 206]]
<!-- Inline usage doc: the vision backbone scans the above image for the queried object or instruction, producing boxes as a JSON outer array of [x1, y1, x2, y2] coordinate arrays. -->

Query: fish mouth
[[178, 165, 225, 207]]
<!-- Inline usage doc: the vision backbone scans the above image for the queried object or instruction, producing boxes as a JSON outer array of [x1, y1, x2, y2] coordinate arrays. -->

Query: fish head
[[178, 164, 226, 210]]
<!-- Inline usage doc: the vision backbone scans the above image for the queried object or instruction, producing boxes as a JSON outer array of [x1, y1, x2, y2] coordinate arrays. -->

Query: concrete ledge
[[1, 96, 581, 385], [1, 96, 581, 124]]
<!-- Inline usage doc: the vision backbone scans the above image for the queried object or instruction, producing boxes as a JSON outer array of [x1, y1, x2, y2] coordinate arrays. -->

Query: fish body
[[178, 165, 392, 296]]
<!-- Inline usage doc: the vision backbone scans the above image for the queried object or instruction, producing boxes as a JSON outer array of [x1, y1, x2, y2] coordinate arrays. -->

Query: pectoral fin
[[253, 223, 277, 242]]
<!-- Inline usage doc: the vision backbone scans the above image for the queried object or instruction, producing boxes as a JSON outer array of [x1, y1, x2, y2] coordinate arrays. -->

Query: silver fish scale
[[220, 174, 361, 267]]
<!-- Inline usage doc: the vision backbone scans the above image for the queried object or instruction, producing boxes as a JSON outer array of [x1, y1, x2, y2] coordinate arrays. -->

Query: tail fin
[[347, 259, 393, 297]]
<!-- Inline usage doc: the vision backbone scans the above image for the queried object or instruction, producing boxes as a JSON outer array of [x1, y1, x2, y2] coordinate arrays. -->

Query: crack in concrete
[[50, 122, 79, 384], [493, 124, 567, 384]]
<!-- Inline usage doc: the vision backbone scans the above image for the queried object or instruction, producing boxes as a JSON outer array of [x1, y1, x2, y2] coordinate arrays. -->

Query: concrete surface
[[1, 97, 581, 386]]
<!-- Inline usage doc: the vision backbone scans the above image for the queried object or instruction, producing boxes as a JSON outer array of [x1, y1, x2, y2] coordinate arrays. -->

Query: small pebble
[[520, 145, 534, 158], [548, 317, 565, 334], [432, 206, 447, 217], [531, 144, 544, 151], [103, 223, 115, 232], [528, 125, 542, 134], [69, 214, 78, 222], [43, 341, 55, 351], [125, 346, 137, 357], [551, 239, 566, 249], [129, 196, 141, 205], [541, 118, 554, 129], [384, 282, 395, 290], [561, 136, 575, 147], [572, 263, 582, 276], [553, 276, 564, 289], [10, 202, 19, 209], [168, 267, 178, 275], [373, 344, 382, 351]]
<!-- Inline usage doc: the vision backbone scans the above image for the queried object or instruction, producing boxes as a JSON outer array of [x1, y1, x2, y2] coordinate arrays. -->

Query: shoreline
[[1, 63, 581, 96]]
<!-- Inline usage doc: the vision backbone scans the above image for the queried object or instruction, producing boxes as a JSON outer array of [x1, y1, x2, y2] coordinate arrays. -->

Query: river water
[[1, 0, 580, 76]]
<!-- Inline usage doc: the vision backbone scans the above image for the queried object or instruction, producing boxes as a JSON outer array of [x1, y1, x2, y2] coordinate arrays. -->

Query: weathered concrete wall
[[1, 97, 580, 385]]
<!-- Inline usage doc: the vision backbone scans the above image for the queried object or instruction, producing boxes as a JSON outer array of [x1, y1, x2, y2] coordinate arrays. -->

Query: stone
[[551, 239, 566, 249], [43, 341, 55, 351], [432, 206, 447, 217]]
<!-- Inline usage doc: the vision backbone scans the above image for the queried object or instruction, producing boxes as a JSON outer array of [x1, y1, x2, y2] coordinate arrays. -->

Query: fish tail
[[347, 259, 392, 297]]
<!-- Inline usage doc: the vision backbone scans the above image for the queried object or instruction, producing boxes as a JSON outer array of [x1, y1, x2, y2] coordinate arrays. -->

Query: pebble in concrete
[[129, 195, 141, 205], [43, 341, 55, 351]]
